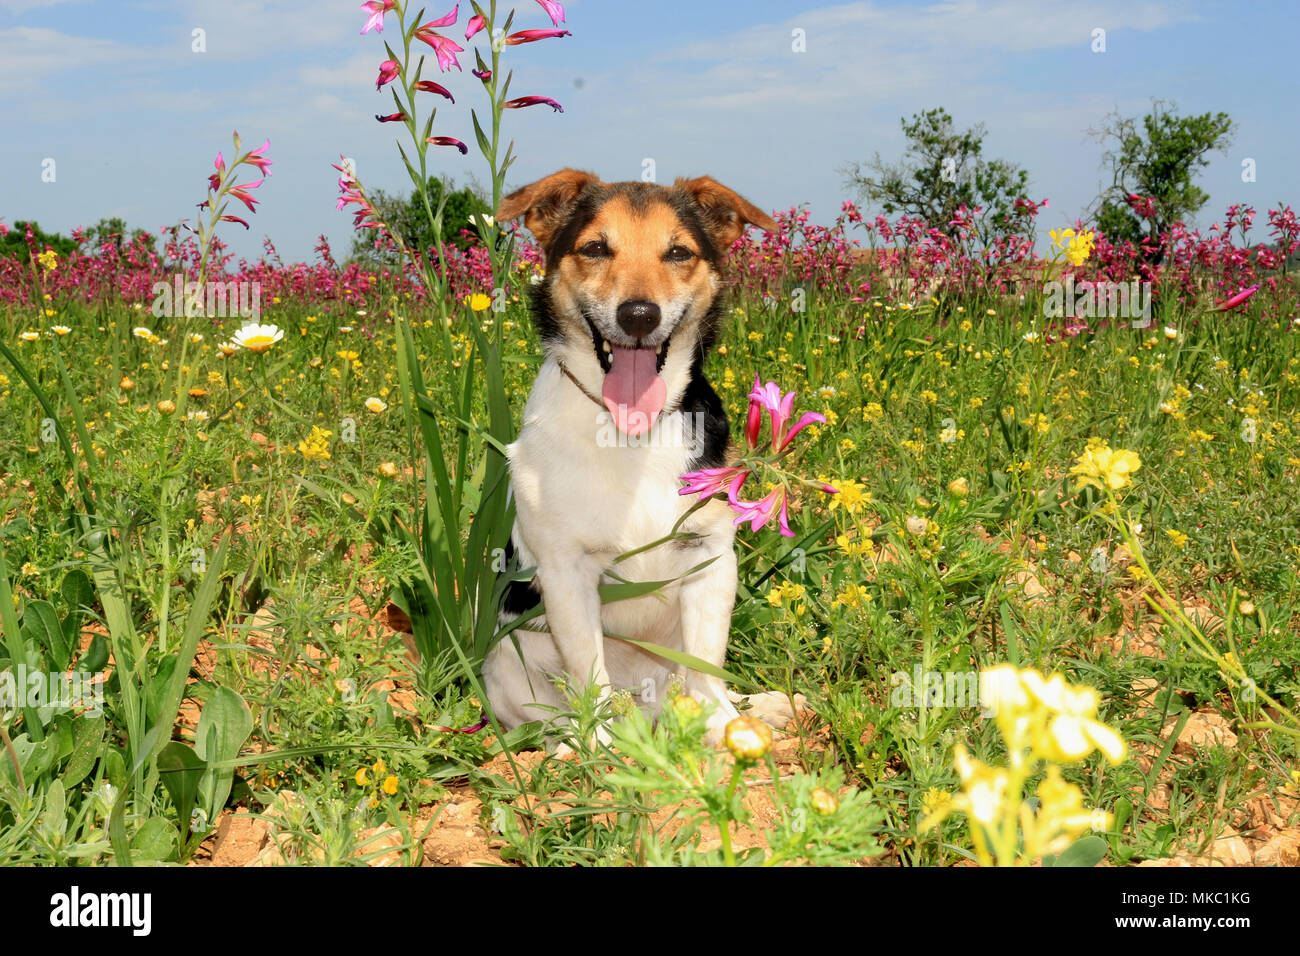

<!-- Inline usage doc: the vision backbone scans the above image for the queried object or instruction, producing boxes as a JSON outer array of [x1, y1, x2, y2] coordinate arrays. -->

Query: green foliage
[[0, 221, 77, 260], [348, 178, 489, 266], [1089, 99, 1235, 254], [842, 106, 1033, 245]]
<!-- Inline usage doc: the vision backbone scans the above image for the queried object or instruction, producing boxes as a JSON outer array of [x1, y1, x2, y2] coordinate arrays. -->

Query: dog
[[482, 169, 798, 746]]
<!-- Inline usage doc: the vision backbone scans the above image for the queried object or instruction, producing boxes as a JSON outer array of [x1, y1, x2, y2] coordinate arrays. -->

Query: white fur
[[482, 348, 749, 744]]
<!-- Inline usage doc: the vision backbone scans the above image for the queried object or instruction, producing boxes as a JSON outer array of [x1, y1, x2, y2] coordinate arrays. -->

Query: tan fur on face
[[554, 195, 716, 347]]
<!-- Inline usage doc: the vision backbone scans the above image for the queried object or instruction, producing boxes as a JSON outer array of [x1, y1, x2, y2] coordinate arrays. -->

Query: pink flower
[[728, 483, 793, 537], [414, 80, 454, 102], [678, 466, 749, 500], [504, 28, 571, 44], [503, 95, 563, 112], [375, 112, 407, 123], [421, 4, 459, 29], [744, 374, 763, 448], [1216, 284, 1259, 311], [535, 0, 565, 25], [472, 68, 492, 81], [244, 139, 272, 176], [416, 26, 465, 71], [748, 378, 825, 452], [465, 14, 485, 39], [428, 135, 468, 154], [220, 215, 250, 229], [360, 0, 396, 34], [375, 59, 400, 89], [227, 179, 264, 213]]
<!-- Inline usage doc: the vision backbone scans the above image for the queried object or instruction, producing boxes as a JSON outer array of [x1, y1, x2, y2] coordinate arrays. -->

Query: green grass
[[2, 283, 1299, 866]]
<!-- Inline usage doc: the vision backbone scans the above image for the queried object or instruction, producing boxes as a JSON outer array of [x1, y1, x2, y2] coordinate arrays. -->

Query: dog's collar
[[556, 359, 604, 409], [554, 359, 684, 418]]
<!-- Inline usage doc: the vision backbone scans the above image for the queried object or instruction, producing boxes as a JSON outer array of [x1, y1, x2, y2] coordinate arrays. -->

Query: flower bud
[[810, 787, 839, 815], [724, 715, 772, 762]]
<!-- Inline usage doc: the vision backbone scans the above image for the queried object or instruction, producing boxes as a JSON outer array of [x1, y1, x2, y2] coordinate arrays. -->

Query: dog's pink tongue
[[602, 347, 666, 436]]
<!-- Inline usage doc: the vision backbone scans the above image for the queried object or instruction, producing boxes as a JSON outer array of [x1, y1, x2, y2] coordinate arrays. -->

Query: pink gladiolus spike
[[504, 28, 571, 44], [360, 0, 396, 34], [778, 411, 825, 452], [1216, 284, 1259, 311], [213, 151, 225, 172], [729, 486, 791, 536], [428, 136, 468, 154], [678, 466, 749, 500], [424, 3, 458, 28], [416, 28, 464, 71], [536, 0, 565, 25], [375, 112, 408, 122], [744, 374, 763, 449], [465, 14, 485, 39], [503, 95, 563, 112], [241, 139, 271, 176], [227, 186, 260, 213], [414, 80, 454, 102], [376, 59, 400, 89]]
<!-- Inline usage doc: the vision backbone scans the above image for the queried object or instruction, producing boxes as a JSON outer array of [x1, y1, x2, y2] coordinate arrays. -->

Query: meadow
[[2, 0, 1300, 868]]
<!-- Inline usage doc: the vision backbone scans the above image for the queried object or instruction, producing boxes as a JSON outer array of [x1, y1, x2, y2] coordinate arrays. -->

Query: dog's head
[[496, 170, 776, 436]]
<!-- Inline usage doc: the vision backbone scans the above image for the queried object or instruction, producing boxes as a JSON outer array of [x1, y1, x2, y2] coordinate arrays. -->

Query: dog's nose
[[615, 300, 661, 340]]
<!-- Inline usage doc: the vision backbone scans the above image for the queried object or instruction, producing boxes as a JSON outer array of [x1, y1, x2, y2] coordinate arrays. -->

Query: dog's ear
[[676, 176, 778, 250], [495, 168, 602, 247]]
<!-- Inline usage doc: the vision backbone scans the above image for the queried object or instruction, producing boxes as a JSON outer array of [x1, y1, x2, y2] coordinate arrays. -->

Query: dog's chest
[[508, 363, 710, 560]]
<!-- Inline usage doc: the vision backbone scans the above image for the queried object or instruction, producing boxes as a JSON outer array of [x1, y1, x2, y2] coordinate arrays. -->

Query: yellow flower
[[828, 477, 869, 514], [1028, 766, 1109, 857], [767, 581, 806, 608], [947, 477, 970, 497], [1069, 443, 1141, 492], [723, 715, 772, 762], [464, 292, 493, 312], [355, 768, 369, 786], [336, 349, 359, 362], [378, 461, 400, 479], [1019, 670, 1127, 765], [832, 584, 872, 609], [37, 249, 59, 271], [51, 325, 71, 336], [364, 397, 388, 414], [157, 400, 176, 414], [297, 425, 333, 462], [119, 376, 135, 391], [1165, 529, 1188, 549], [19, 331, 40, 342], [382, 775, 399, 796]]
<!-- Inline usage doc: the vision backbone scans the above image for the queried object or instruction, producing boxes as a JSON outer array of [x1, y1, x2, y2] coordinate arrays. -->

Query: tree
[[349, 178, 490, 266], [1089, 100, 1235, 254], [842, 107, 1032, 245], [0, 221, 77, 260], [83, 217, 155, 255]]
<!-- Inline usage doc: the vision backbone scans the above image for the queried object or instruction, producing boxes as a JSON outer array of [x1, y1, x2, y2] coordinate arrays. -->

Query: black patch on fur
[[499, 538, 541, 616], [682, 298, 730, 472]]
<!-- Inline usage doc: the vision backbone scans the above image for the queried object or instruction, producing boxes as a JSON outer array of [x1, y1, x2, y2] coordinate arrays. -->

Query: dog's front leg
[[535, 550, 613, 731], [678, 536, 742, 744]]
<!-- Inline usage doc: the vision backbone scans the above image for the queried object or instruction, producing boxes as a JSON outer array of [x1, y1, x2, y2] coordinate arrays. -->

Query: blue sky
[[2, 0, 1296, 262]]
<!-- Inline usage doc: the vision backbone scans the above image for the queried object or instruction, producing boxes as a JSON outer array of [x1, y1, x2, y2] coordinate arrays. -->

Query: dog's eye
[[579, 240, 611, 259], [665, 245, 695, 262]]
